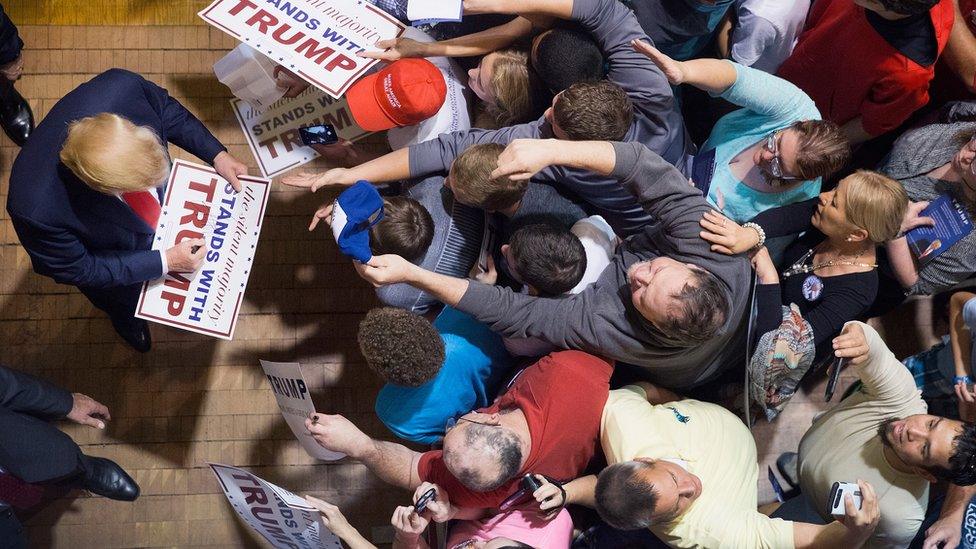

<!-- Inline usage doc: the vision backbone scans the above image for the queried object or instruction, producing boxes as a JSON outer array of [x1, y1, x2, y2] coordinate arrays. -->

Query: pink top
[[446, 508, 573, 548]]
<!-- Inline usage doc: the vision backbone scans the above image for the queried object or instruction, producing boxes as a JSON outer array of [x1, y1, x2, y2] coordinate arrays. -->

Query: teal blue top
[[701, 61, 823, 222], [375, 306, 513, 445]]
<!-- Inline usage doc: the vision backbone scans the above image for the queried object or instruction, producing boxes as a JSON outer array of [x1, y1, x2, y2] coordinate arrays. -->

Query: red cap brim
[[346, 71, 397, 132]]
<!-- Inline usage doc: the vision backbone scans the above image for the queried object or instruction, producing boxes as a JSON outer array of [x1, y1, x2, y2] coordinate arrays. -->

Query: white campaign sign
[[210, 463, 342, 549], [199, 0, 405, 98], [260, 360, 345, 461], [135, 160, 271, 340], [232, 87, 371, 177]]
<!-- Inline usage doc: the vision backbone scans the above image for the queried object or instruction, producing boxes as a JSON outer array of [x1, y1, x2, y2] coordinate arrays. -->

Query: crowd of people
[[5, 0, 976, 547]]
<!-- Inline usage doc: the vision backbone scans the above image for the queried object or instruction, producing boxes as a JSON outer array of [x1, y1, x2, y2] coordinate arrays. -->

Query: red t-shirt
[[777, 0, 953, 136], [417, 350, 613, 509]]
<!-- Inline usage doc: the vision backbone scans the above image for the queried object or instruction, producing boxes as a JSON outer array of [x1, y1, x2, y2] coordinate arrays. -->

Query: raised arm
[[943, 0, 976, 95], [134, 70, 226, 163], [832, 322, 918, 403], [792, 480, 880, 549], [362, 17, 534, 61]]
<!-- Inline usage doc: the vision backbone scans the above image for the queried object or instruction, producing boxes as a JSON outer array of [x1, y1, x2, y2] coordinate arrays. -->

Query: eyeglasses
[[763, 132, 800, 182]]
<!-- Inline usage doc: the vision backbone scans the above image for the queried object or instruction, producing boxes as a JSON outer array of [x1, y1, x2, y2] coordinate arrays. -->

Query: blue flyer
[[906, 194, 973, 266]]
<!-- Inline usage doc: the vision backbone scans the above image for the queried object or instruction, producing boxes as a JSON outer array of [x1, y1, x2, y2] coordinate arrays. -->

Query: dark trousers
[[79, 283, 143, 329], [0, 507, 27, 549]]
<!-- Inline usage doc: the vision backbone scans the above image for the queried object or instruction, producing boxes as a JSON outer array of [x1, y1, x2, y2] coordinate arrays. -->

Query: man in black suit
[[0, 2, 32, 145], [0, 365, 139, 548]]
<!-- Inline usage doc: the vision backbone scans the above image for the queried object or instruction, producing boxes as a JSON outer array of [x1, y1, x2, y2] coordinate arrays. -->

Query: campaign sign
[[135, 161, 272, 340], [906, 194, 974, 266], [260, 360, 345, 461], [199, 0, 405, 98], [232, 86, 371, 177], [210, 463, 342, 549]]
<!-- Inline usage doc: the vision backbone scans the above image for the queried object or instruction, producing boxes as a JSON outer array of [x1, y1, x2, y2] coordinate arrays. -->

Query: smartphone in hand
[[299, 124, 339, 146]]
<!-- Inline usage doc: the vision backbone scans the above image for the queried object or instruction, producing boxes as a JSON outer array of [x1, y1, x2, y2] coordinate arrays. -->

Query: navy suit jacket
[[0, 366, 80, 484], [0, 3, 23, 66], [6, 69, 225, 290]]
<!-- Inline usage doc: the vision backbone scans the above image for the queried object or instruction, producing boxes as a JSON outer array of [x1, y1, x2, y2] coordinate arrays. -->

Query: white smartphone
[[828, 481, 862, 518]]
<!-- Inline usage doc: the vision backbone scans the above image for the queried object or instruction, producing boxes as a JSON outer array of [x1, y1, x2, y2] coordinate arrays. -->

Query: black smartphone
[[825, 357, 848, 402], [299, 124, 339, 146], [414, 487, 436, 514]]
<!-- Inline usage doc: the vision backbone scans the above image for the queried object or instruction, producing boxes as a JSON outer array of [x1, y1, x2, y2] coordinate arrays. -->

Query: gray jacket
[[454, 142, 751, 389], [407, 0, 693, 238], [877, 109, 976, 296]]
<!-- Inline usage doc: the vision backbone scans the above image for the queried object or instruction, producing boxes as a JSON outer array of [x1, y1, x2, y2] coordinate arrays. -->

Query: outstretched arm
[[943, 0, 976, 95], [361, 17, 534, 61], [306, 414, 422, 490]]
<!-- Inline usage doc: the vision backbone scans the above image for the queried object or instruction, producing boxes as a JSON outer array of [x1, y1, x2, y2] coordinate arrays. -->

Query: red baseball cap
[[346, 59, 447, 132]]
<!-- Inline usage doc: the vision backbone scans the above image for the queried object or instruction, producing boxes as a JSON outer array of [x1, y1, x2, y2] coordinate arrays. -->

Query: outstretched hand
[[632, 39, 686, 85], [899, 201, 935, 236], [357, 38, 427, 61], [353, 255, 416, 287], [832, 323, 870, 365], [491, 138, 559, 180], [699, 210, 759, 255], [67, 393, 111, 429], [281, 168, 352, 192]]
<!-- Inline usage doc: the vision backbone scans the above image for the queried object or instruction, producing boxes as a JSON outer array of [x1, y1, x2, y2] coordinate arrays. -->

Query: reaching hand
[[304, 496, 359, 540], [274, 66, 311, 98], [0, 53, 24, 81], [213, 151, 249, 192], [165, 238, 207, 272], [391, 505, 429, 540], [281, 168, 353, 192], [832, 323, 870, 366], [353, 255, 416, 287], [304, 412, 371, 457], [749, 247, 779, 285], [413, 482, 453, 523], [308, 202, 335, 232], [67, 393, 110, 429], [956, 382, 976, 423], [357, 38, 427, 61], [699, 210, 759, 255], [491, 138, 559, 181], [899, 201, 935, 236], [922, 511, 963, 549], [631, 39, 686, 85], [836, 480, 879, 542], [531, 475, 566, 520], [470, 254, 497, 285]]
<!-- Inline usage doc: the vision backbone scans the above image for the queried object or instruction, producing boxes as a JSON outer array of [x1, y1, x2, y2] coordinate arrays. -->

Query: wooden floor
[[0, 2, 938, 547]]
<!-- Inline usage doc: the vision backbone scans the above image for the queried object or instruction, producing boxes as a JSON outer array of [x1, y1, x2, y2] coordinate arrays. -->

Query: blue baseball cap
[[331, 181, 384, 263]]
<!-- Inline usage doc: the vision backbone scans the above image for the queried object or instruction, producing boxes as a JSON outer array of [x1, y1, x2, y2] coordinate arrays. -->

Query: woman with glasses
[[873, 102, 976, 313], [635, 41, 850, 223], [699, 170, 907, 364]]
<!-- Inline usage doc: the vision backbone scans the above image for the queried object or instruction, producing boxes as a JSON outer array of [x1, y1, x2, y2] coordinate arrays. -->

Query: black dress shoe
[[111, 317, 152, 353], [0, 82, 33, 147], [81, 457, 140, 502]]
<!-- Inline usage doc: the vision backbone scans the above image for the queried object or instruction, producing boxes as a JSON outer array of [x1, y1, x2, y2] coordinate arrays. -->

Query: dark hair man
[[284, 0, 694, 239], [358, 306, 513, 445], [302, 350, 612, 510], [0, 365, 140, 547], [504, 224, 587, 297], [352, 140, 749, 390], [796, 322, 976, 549], [531, 26, 605, 94]]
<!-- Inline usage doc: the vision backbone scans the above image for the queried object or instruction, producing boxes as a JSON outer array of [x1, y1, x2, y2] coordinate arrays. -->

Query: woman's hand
[[358, 38, 428, 61], [898, 201, 935, 237], [699, 210, 760, 255], [750, 247, 779, 285]]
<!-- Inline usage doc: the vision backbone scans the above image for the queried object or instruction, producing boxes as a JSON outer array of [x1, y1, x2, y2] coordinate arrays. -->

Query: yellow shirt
[[798, 322, 929, 549], [601, 385, 795, 549]]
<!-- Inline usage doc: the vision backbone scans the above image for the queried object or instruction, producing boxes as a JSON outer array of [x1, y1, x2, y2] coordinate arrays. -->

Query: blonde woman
[[6, 69, 248, 352], [701, 170, 908, 364]]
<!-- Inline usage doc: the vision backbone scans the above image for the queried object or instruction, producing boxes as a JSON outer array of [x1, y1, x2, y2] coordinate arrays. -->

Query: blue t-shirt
[[700, 62, 823, 222], [375, 306, 513, 444]]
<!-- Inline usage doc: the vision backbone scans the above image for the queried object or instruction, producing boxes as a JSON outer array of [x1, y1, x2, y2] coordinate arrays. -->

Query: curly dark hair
[[928, 422, 976, 486], [357, 307, 445, 387]]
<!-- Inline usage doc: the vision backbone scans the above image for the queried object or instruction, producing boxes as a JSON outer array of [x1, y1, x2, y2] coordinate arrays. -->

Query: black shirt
[[752, 201, 878, 363], [865, 9, 937, 67]]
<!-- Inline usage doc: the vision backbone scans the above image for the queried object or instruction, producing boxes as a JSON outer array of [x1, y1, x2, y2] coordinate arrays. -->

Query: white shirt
[[730, 0, 811, 73], [386, 27, 471, 150]]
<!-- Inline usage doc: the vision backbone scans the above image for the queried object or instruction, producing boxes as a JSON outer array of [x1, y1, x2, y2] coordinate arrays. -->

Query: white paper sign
[[135, 161, 271, 340], [232, 87, 371, 178], [199, 0, 405, 98], [260, 360, 345, 461], [210, 463, 342, 549], [408, 0, 462, 24]]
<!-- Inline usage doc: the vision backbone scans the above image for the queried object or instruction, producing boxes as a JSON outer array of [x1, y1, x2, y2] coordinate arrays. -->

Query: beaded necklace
[[781, 245, 877, 279]]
